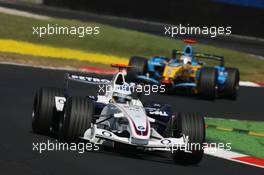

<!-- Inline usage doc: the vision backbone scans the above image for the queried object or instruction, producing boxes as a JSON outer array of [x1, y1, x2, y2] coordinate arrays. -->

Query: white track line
[[239, 81, 261, 87], [0, 6, 49, 20], [0, 61, 79, 72]]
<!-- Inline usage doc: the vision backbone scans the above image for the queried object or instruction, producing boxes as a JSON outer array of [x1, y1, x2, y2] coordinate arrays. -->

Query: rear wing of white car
[[64, 72, 143, 100], [64, 73, 111, 88]]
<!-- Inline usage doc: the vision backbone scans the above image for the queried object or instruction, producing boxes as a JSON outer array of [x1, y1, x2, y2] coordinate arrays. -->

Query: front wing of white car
[[81, 124, 191, 152]]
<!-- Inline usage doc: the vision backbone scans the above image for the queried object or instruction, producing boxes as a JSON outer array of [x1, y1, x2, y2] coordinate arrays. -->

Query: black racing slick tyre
[[32, 87, 64, 135], [198, 67, 217, 100], [127, 56, 148, 82], [223, 68, 240, 100], [172, 113, 205, 165], [59, 96, 94, 142]]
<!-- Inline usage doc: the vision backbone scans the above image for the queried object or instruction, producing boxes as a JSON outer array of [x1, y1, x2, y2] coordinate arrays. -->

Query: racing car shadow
[[158, 89, 233, 101], [97, 146, 172, 164], [96, 145, 200, 167], [143, 89, 202, 102], [164, 89, 198, 99]]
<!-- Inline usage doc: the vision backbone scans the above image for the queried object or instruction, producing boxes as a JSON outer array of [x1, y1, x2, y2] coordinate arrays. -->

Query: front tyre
[[59, 96, 94, 142], [223, 67, 240, 100], [172, 112, 205, 165], [32, 87, 64, 135]]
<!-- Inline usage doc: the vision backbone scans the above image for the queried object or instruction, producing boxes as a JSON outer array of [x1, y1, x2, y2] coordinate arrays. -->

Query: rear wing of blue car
[[172, 50, 225, 66], [194, 53, 225, 66]]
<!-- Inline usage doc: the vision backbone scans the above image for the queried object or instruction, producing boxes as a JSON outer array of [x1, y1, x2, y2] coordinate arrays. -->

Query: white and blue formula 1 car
[[32, 68, 205, 165]]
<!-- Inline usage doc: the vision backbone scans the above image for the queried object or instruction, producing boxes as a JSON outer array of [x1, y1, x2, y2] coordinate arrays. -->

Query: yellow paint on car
[[0, 39, 128, 65], [162, 63, 201, 79]]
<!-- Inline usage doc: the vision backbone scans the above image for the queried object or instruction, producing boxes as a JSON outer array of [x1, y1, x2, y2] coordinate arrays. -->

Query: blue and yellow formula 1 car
[[126, 40, 240, 100]]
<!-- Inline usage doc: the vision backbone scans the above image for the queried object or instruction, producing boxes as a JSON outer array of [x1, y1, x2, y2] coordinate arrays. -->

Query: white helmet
[[180, 55, 192, 64], [112, 84, 132, 104]]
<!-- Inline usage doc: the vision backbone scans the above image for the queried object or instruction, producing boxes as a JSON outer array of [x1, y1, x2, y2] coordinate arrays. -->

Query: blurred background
[[27, 0, 264, 38], [0, 0, 263, 81]]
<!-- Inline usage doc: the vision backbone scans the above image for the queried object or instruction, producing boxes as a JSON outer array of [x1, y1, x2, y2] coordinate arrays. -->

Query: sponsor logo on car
[[70, 75, 111, 84], [161, 139, 172, 145], [137, 126, 146, 131], [102, 131, 112, 137], [149, 110, 169, 116]]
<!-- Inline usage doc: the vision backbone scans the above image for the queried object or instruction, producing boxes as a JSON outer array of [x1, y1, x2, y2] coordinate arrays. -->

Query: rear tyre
[[172, 112, 205, 165], [223, 68, 240, 100], [32, 87, 64, 135], [127, 56, 148, 82], [59, 96, 94, 142], [198, 67, 217, 100]]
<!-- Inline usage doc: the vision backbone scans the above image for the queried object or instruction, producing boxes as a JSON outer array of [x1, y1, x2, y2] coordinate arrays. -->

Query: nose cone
[[184, 45, 193, 57]]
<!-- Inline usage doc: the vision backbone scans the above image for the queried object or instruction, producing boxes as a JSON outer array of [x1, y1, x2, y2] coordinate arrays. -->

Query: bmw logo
[[137, 126, 145, 131], [102, 131, 112, 137]]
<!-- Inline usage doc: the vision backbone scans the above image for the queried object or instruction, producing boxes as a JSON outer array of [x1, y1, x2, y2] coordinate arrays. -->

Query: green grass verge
[[205, 118, 264, 158], [0, 13, 264, 81]]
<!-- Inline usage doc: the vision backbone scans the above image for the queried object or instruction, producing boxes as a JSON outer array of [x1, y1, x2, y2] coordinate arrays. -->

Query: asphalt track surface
[[0, 64, 263, 175], [0, 0, 264, 56]]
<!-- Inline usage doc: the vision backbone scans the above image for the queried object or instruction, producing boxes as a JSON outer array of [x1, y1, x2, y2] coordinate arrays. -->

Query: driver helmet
[[179, 55, 192, 64], [112, 84, 132, 104]]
